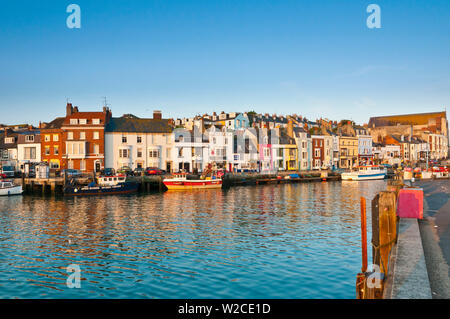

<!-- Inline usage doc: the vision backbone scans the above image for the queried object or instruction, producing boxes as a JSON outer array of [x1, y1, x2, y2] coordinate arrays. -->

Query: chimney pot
[[153, 110, 162, 120]]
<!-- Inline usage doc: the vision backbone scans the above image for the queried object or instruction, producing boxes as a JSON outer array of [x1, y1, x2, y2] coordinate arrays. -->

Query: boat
[[163, 173, 222, 190], [64, 175, 138, 196], [341, 166, 387, 181], [0, 180, 23, 196]]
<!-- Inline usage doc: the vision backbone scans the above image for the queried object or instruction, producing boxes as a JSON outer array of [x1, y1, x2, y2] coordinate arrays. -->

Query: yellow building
[[283, 144, 298, 171], [339, 136, 358, 169]]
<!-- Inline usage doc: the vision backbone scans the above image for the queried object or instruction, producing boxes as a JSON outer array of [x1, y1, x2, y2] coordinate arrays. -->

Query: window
[[213, 137, 216, 144], [137, 148, 143, 158], [67, 132, 73, 140], [93, 119, 100, 125], [54, 146, 59, 155], [178, 148, 183, 158], [93, 132, 100, 140], [45, 146, 50, 155], [264, 147, 270, 157], [50, 162, 60, 169], [25, 135, 34, 142], [80, 160, 86, 171], [149, 149, 159, 158], [53, 134, 59, 142], [24, 147, 36, 160], [93, 144, 99, 154], [4, 137, 14, 144], [45, 135, 51, 142], [137, 136, 142, 143], [70, 119, 78, 125], [80, 132, 86, 140], [79, 119, 87, 125], [122, 136, 127, 143], [119, 149, 129, 158], [315, 149, 321, 157], [68, 160, 74, 169], [225, 138, 228, 145]]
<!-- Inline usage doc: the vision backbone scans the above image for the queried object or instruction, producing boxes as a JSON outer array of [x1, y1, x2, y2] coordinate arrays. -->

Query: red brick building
[[312, 136, 324, 169], [61, 103, 112, 173], [40, 117, 65, 171]]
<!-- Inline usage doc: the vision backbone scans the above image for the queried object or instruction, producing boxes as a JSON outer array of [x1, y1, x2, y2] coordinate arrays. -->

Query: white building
[[17, 130, 41, 173], [206, 125, 234, 171], [105, 113, 174, 171], [172, 127, 210, 173]]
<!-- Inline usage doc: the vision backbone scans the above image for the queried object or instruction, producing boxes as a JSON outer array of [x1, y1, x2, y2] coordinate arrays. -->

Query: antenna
[[102, 97, 110, 109]]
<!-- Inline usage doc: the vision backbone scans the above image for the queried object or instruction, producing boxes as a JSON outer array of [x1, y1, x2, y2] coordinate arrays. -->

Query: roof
[[41, 117, 65, 130], [368, 111, 447, 128], [106, 116, 172, 133], [0, 130, 19, 149]]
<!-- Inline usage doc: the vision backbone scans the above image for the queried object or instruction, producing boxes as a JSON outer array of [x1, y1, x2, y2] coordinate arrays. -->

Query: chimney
[[73, 106, 79, 113], [287, 120, 294, 138], [153, 110, 162, 120], [66, 103, 73, 116]]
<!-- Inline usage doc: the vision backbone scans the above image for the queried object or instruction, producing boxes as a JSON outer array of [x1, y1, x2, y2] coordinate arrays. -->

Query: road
[[416, 179, 450, 299]]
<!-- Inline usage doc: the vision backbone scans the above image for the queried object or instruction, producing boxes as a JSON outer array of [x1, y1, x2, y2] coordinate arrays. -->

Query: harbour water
[[0, 180, 387, 299]]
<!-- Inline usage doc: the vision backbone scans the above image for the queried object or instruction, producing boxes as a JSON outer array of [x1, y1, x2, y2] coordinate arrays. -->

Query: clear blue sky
[[0, 0, 449, 125]]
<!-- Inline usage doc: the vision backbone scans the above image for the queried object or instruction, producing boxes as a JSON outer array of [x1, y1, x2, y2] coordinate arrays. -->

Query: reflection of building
[[105, 112, 173, 171]]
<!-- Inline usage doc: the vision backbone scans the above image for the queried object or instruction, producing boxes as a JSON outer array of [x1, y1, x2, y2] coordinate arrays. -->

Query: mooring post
[[361, 197, 368, 273]]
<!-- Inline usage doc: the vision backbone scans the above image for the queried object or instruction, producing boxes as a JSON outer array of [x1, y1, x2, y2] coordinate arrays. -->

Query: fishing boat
[[64, 175, 138, 196], [341, 166, 387, 181], [0, 180, 23, 196], [163, 173, 222, 190]]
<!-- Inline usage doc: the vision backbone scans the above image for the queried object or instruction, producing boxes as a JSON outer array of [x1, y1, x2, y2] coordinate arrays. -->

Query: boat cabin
[[0, 181, 14, 189], [98, 175, 127, 186]]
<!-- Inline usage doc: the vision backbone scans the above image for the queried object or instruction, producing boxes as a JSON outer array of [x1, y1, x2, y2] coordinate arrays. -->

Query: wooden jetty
[[14, 170, 342, 196]]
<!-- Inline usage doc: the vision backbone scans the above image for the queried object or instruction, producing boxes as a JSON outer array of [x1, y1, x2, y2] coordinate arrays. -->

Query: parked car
[[102, 168, 116, 176], [0, 173, 7, 179], [117, 166, 133, 176], [1, 166, 15, 178], [61, 169, 82, 178], [133, 167, 145, 176], [145, 167, 163, 175]]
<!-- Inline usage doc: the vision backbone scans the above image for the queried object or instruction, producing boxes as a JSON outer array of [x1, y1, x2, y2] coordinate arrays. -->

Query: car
[[133, 167, 145, 176], [61, 169, 82, 178], [0, 173, 7, 179], [117, 166, 133, 176], [102, 168, 116, 176], [1, 166, 15, 178], [145, 167, 163, 175]]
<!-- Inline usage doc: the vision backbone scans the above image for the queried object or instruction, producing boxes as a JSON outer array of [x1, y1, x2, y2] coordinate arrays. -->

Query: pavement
[[415, 179, 450, 299]]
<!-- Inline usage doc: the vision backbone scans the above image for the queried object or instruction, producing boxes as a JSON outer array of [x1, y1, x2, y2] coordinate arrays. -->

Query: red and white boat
[[163, 173, 222, 190]]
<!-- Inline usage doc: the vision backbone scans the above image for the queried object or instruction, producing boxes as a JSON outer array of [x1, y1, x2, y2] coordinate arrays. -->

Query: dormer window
[[25, 135, 34, 142], [93, 119, 100, 125], [79, 119, 87, 125], [70, 119, 78, 125], [4, 137, 14, 144]]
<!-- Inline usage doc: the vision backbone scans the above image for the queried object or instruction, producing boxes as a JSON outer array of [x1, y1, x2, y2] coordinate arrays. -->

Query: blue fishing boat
[[64, 175, 138, 196]]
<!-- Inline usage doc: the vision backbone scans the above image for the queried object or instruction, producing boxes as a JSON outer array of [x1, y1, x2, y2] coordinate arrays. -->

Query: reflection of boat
[[64, 175, 138, 196], [0, 180, 23, 196], [341, 166, 387, 181], [163, 173, 222, 190]]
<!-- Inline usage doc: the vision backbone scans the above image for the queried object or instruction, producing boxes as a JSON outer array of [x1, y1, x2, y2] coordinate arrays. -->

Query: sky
[[0, 0, 449, 126]]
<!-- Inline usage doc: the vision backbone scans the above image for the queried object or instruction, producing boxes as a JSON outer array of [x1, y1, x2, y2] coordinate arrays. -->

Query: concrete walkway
[[416, 179, 450, 299]]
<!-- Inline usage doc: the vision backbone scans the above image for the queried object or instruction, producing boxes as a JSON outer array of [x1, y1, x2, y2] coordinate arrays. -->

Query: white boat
[[0, 180, 23, 196], [341, 166, 387, 181]]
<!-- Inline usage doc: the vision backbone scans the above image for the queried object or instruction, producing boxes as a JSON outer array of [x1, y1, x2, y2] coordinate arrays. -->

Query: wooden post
[[360, 197, 368, 273], [378, 191, 397, 275]]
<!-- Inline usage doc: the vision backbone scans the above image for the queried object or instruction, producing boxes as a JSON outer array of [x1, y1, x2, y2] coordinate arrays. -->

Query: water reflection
[[0, 180, 386, 298]]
